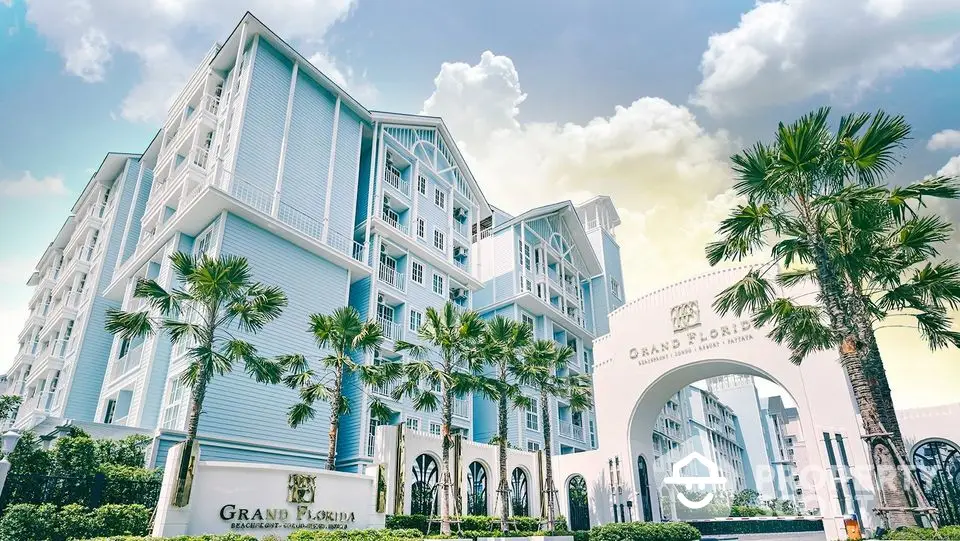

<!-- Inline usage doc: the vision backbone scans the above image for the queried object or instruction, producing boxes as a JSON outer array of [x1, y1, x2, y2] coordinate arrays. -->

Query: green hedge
[[880, 526, 960, 540], [289, 528, 425, 541], [83, 533, 260, 541], [0, 503, 150, 541], [689, 518, 824, 536], [588, 522, 701, 541], [386, 515, 567, 534]]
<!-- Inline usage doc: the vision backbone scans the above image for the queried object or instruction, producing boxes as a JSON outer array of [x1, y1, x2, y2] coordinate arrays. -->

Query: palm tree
[[386, 302, 487, 536], [481, 316, 534, 532], [105, 252, 287, 506], [277, 306, 391, 470], [517, 340, 593, 531], [705, 108, 960, 528]]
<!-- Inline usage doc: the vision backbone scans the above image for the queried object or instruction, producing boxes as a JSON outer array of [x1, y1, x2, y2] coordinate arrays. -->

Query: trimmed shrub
[[289, 528, 425, 541], [689, 518, 824, 536], [81, 536, 258, 541], [880, 526, 960, 540], [589, 522, 701, 541], [0, 503, 150, 541], [387, 515, 563, 536]]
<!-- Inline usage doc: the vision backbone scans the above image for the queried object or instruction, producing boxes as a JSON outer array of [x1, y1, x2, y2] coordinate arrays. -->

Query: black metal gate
[[568, 475, 590, 531]]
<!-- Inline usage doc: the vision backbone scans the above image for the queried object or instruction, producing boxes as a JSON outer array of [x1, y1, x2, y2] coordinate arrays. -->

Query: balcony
[[454, 258, 469, 272], [44, 292, 81, 326], [383, 167, 410, 196], [378, 316, 403, 342], [378, 265, 405, 291], [453, 220, 468, 239], [230, 177, 367, 264], [373, 378, 399, 400], [381, 209, 409, 236], [558, 420, 585, 442]]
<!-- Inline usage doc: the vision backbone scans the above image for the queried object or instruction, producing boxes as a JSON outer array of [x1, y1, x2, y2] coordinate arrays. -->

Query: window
[[160, 377, 187, 429], [194, 226, 215, 257], [519, 240, 531, 271], [416, 218, 425, 238], [405, 417, 420, 431], [433, 230, 445, 251], [418, 176, 427, 195], [434, 188, 446, 210], [432, 273, 444, 296], [411, 261, 424, 284], [525, 398, 539, 431], [429, 422, 442, 436], [367, 416, 383, 457], [610, 278, 622, 300], [118, 337, 131, 358], [103, 399, 117, 424], [526, 441, 540, 452], [521, 312, 535, 329], [409, 309, 423, 332]]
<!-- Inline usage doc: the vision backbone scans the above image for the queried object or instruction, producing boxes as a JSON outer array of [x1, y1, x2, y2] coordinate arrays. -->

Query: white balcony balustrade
[[378, 317, 402, 342], [383, 167, 410, 196], [378, 265, 405, 291]]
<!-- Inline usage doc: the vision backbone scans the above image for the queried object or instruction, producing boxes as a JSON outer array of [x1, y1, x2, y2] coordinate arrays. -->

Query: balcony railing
[[453, 220, 468, 238], [230, 177, 367, 264], [373, 379, 399, 399], [378, 317, 402, 342], [383, 168, 410, 196], [559, 420, 585, 442], [454, 258, 468, 272], [378, 265, 405, 291], [381, 210, 409, 235]]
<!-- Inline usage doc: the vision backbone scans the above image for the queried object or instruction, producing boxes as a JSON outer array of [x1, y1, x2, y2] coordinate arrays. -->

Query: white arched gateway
[[552, 267, 878, 540]]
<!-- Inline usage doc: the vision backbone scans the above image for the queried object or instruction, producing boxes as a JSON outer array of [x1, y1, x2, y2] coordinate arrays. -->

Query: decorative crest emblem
[[287, 473, 317, 504], [671, 301, 701, 333]]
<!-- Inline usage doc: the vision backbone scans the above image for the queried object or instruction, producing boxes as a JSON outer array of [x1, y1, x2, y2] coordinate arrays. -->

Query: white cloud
[[0, 171, 67, 197], [23, 0, 366, 122], [307, 51, 378, 105], [0, 257, 36, 374], [939, 155, 960, 177], [422, 51, 747, 296], [693, 0, 960, 116], [929, 129, 960, 152]]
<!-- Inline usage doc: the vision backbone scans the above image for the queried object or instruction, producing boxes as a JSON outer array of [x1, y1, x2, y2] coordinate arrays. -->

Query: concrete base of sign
[[152, 442, 385, 537]]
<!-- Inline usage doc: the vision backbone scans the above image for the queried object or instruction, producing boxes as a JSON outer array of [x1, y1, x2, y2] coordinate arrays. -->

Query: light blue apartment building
[[5, 12, 625, 473]]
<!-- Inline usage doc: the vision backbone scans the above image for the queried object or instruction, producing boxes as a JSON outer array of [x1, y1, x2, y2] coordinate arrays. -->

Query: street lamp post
[[0, 430, 22, 497]]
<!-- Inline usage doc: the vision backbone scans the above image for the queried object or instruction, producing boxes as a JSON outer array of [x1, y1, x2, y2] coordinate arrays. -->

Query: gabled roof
[[370, 110, 492, 220], [70, 152, 140, 213], [494, 200, 603, 277]]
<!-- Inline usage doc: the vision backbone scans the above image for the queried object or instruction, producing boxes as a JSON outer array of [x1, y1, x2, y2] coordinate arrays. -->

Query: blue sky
[[1, 0, 959, 407]]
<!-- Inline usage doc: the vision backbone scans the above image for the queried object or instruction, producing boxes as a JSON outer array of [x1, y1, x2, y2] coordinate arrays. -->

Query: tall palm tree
[[517, 340, 593, 531], [386, 302, 487, 536], [277, 306, 389, 470], [706, 108, 960, 528], [482, 316, 534, 532], [105, 252, 287, 506]]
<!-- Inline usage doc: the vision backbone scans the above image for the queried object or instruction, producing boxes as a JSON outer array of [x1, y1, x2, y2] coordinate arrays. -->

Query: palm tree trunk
[[440, 374, 453, 536], [839, 335, 916, 529], [541, 389, 556, 531], [175, 374, 208, 506], [326, 362, 345, 471], [498, 364, 510, 532]]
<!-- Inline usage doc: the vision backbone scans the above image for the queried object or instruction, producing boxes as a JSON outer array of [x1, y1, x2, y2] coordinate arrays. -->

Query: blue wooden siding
[[233, 40, 290, 198], [281, 73, 336, 222], [329, 108, 362, 239], [199, 213, 350, 455], [151, 433, 325, 470], [119, 167, 153, 265]]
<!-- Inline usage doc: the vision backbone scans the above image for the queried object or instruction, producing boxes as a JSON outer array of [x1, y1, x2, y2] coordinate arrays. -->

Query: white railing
[[453, 397, 469, 419], [202, 93, 220, 116], [374, 380, 398, 399], [559, 420, 584, 441], [471, 229, 492, 243], [454, 220, 467, 238], [378, 317, 402, 342], [572, 423, 584, 442], [382, 210, 409, 235], [454, 258, 468, 272], [378, 265, 405, 290], [383, 167, 409, 195], [230, 177, 368, 264]]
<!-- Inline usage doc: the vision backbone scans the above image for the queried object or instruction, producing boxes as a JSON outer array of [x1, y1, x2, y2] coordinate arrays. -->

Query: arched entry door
[[568, 475, 590, 531], [637, 455, 654, 522], [913, 440, 960, 526]]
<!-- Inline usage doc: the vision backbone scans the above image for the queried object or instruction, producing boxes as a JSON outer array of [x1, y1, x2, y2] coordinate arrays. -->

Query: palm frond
[[713, 270, 776, 317], [104, 308, 155, 339]]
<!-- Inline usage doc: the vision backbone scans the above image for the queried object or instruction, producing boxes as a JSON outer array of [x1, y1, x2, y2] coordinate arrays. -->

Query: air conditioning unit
[[451, 287, 468, 300], [453, 246, 467, 257], [383, 195, 391, 207], [377, 294, 384, 304], [453, 207, 468, 219]]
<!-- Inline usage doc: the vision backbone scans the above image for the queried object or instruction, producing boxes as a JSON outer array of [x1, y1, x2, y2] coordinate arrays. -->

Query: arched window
[[511, 467, 529, 516], [467, 461, 488, 516], [913, 440, 960, 526], [411, 454, 439, 516], [637, 455, 653, 522], [568, 475, 590, 531]]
